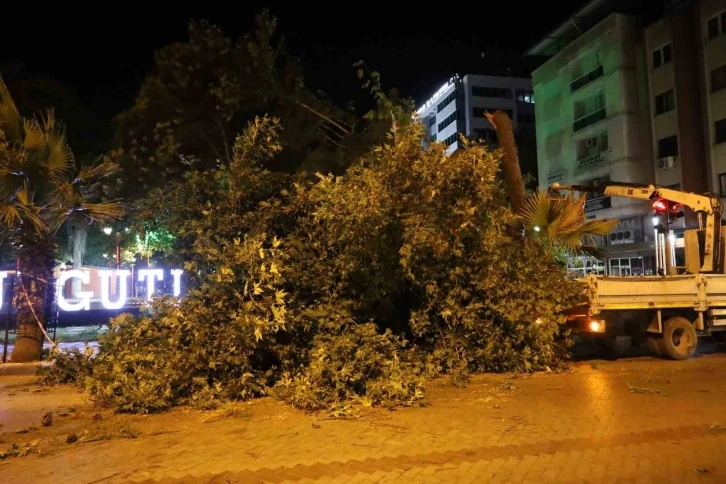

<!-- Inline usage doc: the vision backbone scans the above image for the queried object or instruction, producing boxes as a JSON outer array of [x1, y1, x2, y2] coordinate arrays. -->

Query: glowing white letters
[[171, 269, 183, 297], [0, 271, 6, 309], [99, 270, 130, 309], [138, 269, 164, 302], [415, 74, 461, 115], [56, 270, 94, 311], [0, 268, 185, 311]]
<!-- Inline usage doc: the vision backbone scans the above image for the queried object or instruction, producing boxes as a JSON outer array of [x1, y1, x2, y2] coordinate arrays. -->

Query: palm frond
[[74, 159, 121, 183], [49, 200, 125, 234], [22, 117, 45, 151], [42, 110, 74, 179], [0, 202, 21, 228], [519, 189, 618, 256]]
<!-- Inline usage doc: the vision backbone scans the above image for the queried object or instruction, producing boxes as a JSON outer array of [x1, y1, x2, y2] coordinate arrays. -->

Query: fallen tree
[[43, 114, 583, 415]]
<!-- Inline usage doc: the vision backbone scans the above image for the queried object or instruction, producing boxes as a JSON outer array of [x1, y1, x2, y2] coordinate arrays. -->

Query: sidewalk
[[2, 351, 726, 483]]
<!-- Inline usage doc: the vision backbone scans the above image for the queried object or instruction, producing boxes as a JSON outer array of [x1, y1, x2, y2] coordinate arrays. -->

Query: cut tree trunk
[[485, 110, 526, 214], [10, 266, 47, 363], [10, 238, 55, 363], [71, 223, 88, 297]]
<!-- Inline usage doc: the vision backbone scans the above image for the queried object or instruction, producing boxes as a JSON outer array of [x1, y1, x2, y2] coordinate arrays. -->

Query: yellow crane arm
[[549, 182, 723, 273]]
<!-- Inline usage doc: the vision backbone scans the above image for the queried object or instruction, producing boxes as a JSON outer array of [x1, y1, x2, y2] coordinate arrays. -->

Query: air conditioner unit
[[656, 156, 676, 169], [608, 229, 635, 245], [585, 137, 597, 148]]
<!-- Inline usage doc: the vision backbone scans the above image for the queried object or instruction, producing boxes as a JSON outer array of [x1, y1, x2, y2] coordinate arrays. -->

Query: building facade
[[527, 0, 726, 276], [701, 1, 726, 199], [416, 74, 535, 154]]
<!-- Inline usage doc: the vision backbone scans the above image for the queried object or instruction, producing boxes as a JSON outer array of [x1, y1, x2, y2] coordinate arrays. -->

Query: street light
[[103, 227, 121, 269]]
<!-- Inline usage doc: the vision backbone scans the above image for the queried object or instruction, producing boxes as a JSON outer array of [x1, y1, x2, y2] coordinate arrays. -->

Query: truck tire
[[646, 335, 664, 357], [660, 317, 697, 360]]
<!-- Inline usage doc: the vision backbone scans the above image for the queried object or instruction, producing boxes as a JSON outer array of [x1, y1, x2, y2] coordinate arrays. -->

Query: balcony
[[573, 108, 606, 132], [570, 65, 604, 93]]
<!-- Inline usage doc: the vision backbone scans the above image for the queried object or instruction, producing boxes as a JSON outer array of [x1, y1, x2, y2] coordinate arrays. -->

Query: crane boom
[[549, 182, 723, 273]]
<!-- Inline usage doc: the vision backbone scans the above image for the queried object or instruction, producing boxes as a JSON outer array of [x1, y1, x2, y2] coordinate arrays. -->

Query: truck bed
[[584, 273, 726, 314]]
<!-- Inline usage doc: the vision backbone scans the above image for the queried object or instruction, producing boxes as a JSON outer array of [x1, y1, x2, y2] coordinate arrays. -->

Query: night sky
[[1, 3, 587, 119]]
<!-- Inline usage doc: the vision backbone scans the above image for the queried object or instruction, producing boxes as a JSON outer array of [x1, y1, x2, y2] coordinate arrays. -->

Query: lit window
[[516, 90, 535, 104]]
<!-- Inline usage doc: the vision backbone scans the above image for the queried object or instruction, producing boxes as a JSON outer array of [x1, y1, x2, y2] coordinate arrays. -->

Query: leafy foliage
[[38, 347, 95, 385], [51, 103, 583, 414], [109, 11, 355, 201]]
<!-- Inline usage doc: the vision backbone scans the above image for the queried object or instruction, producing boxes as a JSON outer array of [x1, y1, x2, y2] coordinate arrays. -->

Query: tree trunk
[[71, 223, 88, 297], [485, 110, 526, 214], [10, 238, 55, 363]]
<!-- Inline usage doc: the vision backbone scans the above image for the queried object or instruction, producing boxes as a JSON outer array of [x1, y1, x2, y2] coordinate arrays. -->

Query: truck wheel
[[660, 317, 697, 360], [646, 335, 664, 357]]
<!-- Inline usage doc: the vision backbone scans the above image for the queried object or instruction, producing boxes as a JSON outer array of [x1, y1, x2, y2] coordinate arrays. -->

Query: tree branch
[[295, 101, 351, 136]]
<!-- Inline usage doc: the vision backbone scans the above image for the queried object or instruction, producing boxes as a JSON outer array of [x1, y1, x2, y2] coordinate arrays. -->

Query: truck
[[550, 181, 726, 360]]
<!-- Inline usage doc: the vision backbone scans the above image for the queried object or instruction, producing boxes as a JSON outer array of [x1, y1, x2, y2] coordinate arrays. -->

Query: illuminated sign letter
[[171, 269, 183, 297], [0, 271, 6, 309], [138, 269, 163, 301], [99, 270, 130, 310], [57, 270, 93, 311]]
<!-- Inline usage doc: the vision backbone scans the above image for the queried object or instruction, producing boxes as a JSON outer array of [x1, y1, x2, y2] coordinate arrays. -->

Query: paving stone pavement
[[4, 350, 726, 483]]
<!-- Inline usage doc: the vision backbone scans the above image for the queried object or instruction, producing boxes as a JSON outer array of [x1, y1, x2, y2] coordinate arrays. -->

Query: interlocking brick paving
[[3, 349, 726, 483]]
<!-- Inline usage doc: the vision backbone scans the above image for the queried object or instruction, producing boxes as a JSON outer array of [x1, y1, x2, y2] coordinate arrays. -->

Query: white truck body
[[583, 273, 726, 316]]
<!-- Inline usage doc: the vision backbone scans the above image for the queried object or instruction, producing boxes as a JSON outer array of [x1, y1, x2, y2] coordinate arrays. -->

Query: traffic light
[[652, 197, 684, 219]]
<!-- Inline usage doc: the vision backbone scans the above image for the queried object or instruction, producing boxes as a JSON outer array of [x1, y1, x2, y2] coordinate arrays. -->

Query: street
[[2, 343, 726, 483]]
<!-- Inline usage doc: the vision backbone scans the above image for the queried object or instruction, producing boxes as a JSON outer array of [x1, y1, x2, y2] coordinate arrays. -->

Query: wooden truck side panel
[[585, 273, 726, 314]]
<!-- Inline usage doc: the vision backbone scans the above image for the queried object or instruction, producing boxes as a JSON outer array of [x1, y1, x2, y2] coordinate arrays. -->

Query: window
[[573, 91, 606, 131], [576, 131, 608, 160], [658, 135, 679, 157], [471, 86, 511, 98], [431, 133, 437, 142], [472, 128, 498, 146], [444, 133, 459, 146], [719, 173, 726, 197], [716, 118, 726, 144], [437, 111, 458, 132], [652, 44, 672, 69], [428, 116, 436, 128], [570, 65, 604, 92], [707, 11, 726, 39], [655, 89, 676, 115], [516, 90, 535, 103], [436, 91, 457, 113], [712, 65, 726, 92], [472, 107, 513, 119]]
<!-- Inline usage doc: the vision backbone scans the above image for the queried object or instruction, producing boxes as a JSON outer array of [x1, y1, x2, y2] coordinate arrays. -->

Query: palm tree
[[0, 77, 124, 362], [519, 189, 618, 258], [484, 109, 617, 256]]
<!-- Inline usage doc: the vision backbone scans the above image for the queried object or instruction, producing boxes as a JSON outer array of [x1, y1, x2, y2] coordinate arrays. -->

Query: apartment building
[[527, 0, 726, 276], [700, 1, 726, 199], [416, 74, 535, 154]]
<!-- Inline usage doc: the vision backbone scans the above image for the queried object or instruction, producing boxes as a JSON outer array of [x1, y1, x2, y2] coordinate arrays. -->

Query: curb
[[0, 362, 51, 376]]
